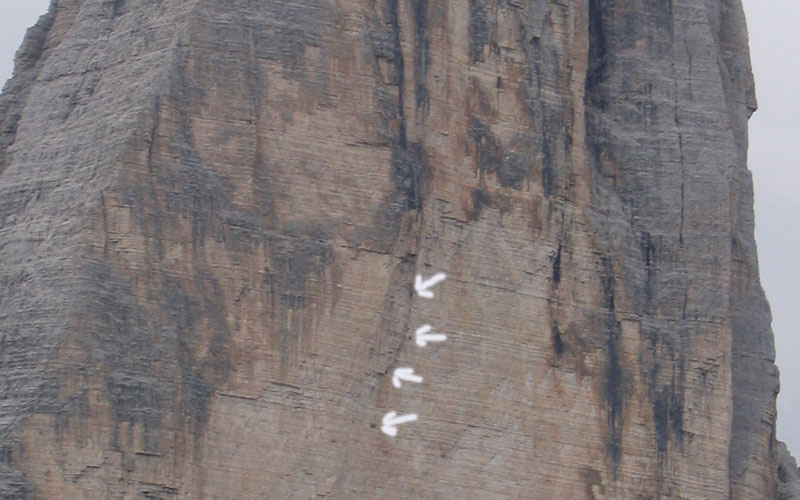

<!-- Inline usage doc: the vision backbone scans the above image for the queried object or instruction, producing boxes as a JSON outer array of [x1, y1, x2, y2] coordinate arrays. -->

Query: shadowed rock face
[[0, 0, 785, 498], [779, 443, 800, 500]]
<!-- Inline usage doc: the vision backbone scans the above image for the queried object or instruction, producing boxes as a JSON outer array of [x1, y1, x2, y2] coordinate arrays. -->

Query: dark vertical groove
[[386, 0, 407, 148], [552, 244, 562, 286], [410, 0, 429, 113], [602, 269, 623, 477], [585, 0, 608, 97]]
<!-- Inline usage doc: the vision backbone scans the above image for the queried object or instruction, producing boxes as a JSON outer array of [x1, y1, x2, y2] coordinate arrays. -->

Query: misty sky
[[1, 1, 798, 454]]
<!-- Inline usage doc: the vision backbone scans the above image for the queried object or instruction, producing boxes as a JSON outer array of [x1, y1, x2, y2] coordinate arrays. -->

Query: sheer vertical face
[[0, 1, 779, 498]]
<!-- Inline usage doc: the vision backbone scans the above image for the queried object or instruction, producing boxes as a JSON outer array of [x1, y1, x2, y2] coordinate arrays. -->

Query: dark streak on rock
[[247, 0, 330, 79], [552, 243, 562, 285], [541, 159, 554, 197], [272, 225, 332, 303], [469, 117, 502, 177], [582, 467, 605, 499], [0, 465, 30, 500], [602, 273, 615, 312], [392, 142, 427, 212], [586, 0, 609, 98], [468, 117, 531, 190], [510, 5, 564, 198], [641, 232, 656, 307], [123, 266, 228, 445], [387, 0, 407, 147], [652, 385, 669, 457], [669, 380, 684, 446], [362, 0, 431, 250], [467, 187, 492, 221], [499, 152, 531, 190], [410, 0, 430, 112], [469, 0, 496, 63], [552, 323, 565, 358], [637, 229, 687, 477], [540, 115, 555, 197], [112, 0, 126, 18], [601, 265, 624, 477], [649, 360, 685, 463], [217, 213, 335, 366], [69, 254, 231, 453]]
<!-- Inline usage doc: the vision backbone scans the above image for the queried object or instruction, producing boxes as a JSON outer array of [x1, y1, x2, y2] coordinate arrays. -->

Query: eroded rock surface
[[779, 442, 800, 500], [0, 0, 785, 498]]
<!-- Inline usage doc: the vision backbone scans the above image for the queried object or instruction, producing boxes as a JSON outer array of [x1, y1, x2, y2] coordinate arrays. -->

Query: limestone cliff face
[[0, 0, 784, 498]]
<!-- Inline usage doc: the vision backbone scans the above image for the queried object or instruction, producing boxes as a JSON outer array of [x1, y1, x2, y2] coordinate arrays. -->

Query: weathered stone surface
[[0, 0, 784, 498], [778, 442, 800, 499]]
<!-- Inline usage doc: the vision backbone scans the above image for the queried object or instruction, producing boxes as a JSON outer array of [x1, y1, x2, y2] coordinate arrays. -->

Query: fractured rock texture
[[779, 443, 800, 500], [0, 0, 784, 498]]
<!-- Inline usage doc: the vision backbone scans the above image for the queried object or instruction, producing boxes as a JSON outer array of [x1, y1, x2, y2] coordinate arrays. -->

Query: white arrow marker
[[415, 272, 446, 299], [415, 324, 447, 347], [381, 411, 418, 437], [392, 367, 423, 388]]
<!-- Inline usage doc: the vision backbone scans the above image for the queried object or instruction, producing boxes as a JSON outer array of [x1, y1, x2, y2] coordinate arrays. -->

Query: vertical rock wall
[[0, 0, 781, 498]]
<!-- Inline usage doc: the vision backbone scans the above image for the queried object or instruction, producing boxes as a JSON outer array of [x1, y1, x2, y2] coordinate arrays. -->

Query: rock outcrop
[[0, 0, 785, 498], [779, 443, 800, 499]]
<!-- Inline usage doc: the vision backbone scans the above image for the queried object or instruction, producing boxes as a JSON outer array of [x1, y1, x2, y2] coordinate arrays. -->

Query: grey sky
[[1, 1, 798, 454]]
